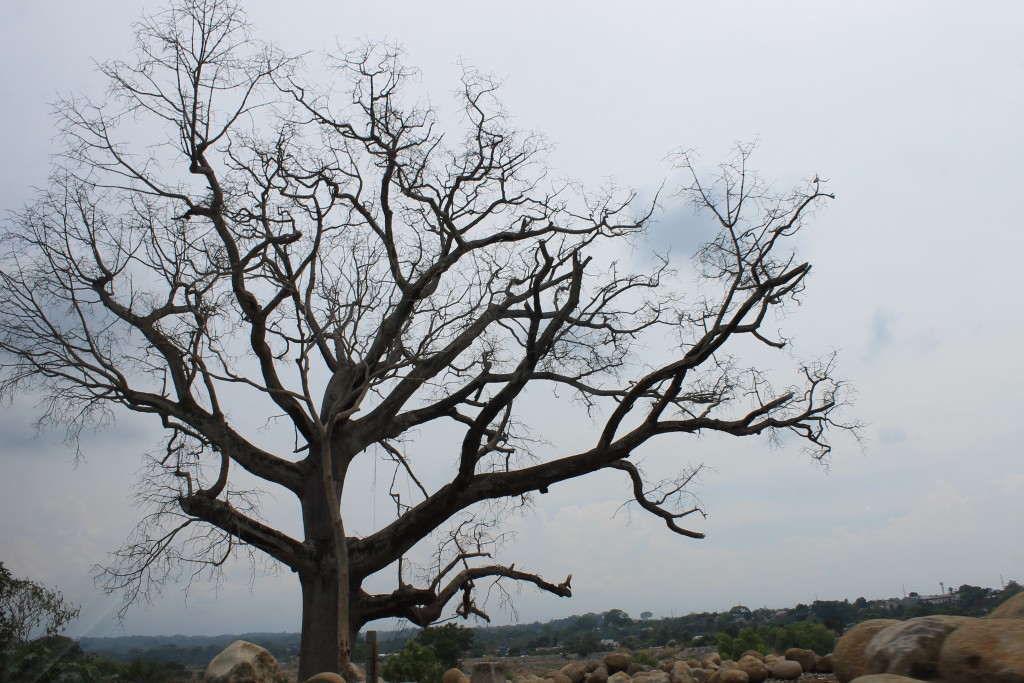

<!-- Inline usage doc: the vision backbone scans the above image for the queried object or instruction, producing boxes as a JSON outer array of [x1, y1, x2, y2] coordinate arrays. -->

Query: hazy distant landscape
[[79, 581, 1022, 667]]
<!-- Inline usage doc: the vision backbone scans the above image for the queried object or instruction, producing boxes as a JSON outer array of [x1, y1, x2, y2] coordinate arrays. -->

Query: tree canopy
[[0, 0, 853, 678], [0, 562, 80, 651]]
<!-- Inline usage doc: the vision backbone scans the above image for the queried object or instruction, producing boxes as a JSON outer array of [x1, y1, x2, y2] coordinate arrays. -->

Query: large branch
[[356, 563, 571, 628], [178, 493, 313, 572]]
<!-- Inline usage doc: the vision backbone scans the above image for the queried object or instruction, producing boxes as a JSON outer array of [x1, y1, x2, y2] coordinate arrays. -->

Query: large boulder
[[443, 668, 469, 683], [305, 674, 345, 683], [669, 660, 694, 683], [700, 653, 721, 669], [589, 666, 609, 683], [863, 614, 975, 679], [991, 591, 1024, 620], [204, 640, 283, 683], [735, 655, 768, 683], [833, 619, 901, 683], [815, 654, 834, 673], [938, 617, 1024, 683], [604, 653, 632, 673], [848, 676, 923, 683], [690, 668, 710, 683], [783, 647, 818, 673], [713, 670, 749, 683], [608, 672, 632, 683], [560, 661, 594, 683], [766, 660, 802, 680]]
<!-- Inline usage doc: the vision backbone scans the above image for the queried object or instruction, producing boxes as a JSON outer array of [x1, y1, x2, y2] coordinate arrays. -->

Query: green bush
[[417, 623, 474, 669], [631, 652, 659, 668], [383, 639, 446, 683]]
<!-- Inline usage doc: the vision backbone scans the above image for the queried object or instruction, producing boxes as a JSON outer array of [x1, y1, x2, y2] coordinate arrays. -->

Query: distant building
[[901, 591, 958, 607]]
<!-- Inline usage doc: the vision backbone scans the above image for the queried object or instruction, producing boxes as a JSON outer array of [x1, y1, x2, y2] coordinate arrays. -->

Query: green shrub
[[631, 652, 659, 668], [382, 639, 446, 683]]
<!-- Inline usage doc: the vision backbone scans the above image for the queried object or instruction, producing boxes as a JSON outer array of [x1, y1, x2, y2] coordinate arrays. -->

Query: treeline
[[79, 632, 301, 667], [436, 580, 1024, 657], [3, 635, 188, 683], [74, 581, 1022, 666]]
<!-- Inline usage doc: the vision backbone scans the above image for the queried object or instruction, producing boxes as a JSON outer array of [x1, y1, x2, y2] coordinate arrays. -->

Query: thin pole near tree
[[0, 0, 856, 679]]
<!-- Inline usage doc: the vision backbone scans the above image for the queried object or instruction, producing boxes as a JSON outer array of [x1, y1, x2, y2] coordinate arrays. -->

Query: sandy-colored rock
[[204, 640, 283, 683], [443, 668, 468, 683], [589, 666, 609, 683], [864, 614, 974, 679], [991, 592, 1024, 620], [604, 653, 632, 673], [738, 651, 764, 663], [938, 617, 1024, 683], [816, 654, 834, 673], [549, 674, 572, 683], [686, 659, 701, 669], [690, 668, 710, 683], [305, 674, 345, 683], [735, 656, 768, 683], [608, 672, 631, 683], [561, 661, 594, 683], [716, 670, 749, 683], [634, 671, 670, 683], [767, 660, 802, 680], [833, 619, 901, 683], [669, 660, 694, 683], [784, 647, 819, 673], [701, 653, 721, 668], [848, 675, 924, 683]]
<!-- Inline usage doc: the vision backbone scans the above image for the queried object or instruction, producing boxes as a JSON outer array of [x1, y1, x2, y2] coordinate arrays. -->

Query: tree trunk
[[297, 440, 358, 682], [298, 565, 344, 681]]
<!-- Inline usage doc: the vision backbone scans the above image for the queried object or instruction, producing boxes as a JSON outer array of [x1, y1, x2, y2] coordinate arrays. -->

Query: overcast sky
[[1, 0, 1022, 640]]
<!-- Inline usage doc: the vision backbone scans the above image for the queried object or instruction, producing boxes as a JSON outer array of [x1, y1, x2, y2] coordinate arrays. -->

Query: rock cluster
[[445, 647, 830, 683], [201, 591, 1024, 683], [832, 591, 1024, 683]]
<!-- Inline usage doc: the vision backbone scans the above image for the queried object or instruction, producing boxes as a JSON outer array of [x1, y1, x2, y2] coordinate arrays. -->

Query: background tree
[[416, 623, 474, 669], [382, 639, 445, 683], [0, 0, 852, 678], [0, 562, 80, 651]]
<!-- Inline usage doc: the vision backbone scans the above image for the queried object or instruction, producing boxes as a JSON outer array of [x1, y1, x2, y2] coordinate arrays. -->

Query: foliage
[[717, 621, 835, 659], [631, 651, 659, 667], [1, 635, 180, 683], [716, 628, 766, 660], [0, 562, 81, 650], [383, 639, 446, 683], [417, 623, 475, 669], [762, 622, 836, 655]]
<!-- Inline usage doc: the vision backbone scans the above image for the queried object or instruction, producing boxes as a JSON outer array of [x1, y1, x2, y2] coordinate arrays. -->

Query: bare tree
[[0, 1, 853, 678]]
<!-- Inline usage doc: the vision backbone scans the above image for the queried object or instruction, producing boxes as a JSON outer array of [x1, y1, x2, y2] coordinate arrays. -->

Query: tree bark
[[298, 565, 344, 681]]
